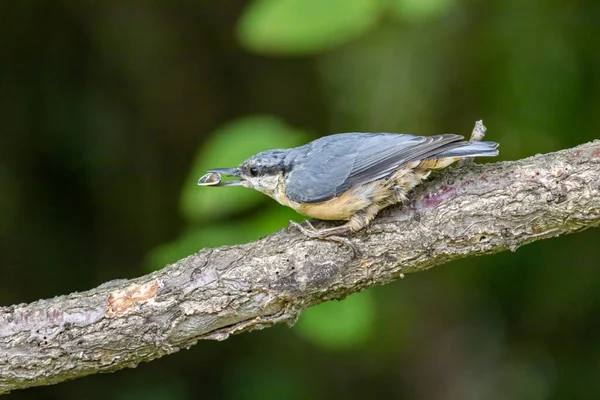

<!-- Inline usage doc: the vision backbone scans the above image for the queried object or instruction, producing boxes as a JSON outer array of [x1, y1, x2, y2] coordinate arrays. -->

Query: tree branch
[[1, 140, 599, 393]]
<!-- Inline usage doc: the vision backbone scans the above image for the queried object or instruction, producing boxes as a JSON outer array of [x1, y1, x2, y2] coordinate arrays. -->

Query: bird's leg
[[287, 201, 389, 257], [287, 220, 359, 257]]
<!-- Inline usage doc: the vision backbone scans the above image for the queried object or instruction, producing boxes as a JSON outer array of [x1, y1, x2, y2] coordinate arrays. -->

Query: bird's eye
[[249, 167, 259, 177]]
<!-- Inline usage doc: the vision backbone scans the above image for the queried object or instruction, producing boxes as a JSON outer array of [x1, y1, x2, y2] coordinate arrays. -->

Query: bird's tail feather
[[435, 141, 499, 159]]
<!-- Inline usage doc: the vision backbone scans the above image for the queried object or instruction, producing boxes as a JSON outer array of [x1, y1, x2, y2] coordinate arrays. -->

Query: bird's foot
[[287, 220, 359, 258]]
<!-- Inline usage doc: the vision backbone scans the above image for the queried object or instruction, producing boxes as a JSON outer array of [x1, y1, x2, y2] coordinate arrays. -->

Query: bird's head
[[199, 149, 289, 198]]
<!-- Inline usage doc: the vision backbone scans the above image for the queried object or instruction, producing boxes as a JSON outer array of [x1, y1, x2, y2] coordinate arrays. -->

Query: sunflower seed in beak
[[197, 172, 222, 186]]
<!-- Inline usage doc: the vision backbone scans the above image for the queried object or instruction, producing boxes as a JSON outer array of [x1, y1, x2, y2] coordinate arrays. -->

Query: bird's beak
[[208, 168, 241, 177], [198, 168, 244, 187]]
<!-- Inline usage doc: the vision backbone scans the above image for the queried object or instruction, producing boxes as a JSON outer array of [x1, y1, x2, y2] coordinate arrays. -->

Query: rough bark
[[1, 140, 599, 393]]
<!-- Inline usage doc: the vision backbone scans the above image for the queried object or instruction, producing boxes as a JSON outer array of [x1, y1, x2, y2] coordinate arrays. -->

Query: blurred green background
[[1, 1, 599, 399]]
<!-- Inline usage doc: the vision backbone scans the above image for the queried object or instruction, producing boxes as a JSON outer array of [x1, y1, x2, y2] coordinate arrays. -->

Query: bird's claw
[[287, 220, 359, 258]]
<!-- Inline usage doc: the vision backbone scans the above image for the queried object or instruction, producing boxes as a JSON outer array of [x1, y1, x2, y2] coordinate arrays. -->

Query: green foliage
[[237, 0, 380, 54], [236, 0, 455, 56], [295, 290, 376, 350], [388, 0, 454, 20], [179, 115, 308, 223]]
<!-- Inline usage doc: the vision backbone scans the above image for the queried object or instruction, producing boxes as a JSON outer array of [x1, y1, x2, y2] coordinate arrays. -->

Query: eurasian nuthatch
[[198, 132, 498, 238]]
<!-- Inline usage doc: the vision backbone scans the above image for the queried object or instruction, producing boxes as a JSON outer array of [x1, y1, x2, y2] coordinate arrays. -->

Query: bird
[[198, 132, 499, 238]]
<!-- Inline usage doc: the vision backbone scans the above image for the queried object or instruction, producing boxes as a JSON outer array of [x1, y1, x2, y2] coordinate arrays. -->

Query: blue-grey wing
[[284, 132, 465, 204]]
